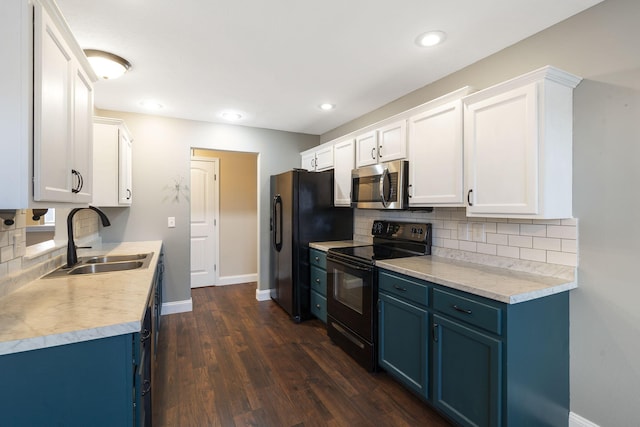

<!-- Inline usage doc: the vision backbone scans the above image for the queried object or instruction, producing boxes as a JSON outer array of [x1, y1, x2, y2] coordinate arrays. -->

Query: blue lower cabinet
[[310, 290, 327, 323], [432, 314, 502, 427], [378, 269, 570, 427], [378, 292, 429, 399], [0, 334, 136, 426]]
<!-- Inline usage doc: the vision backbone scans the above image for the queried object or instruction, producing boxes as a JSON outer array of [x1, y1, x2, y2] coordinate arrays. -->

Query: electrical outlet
[[168, 217, 176, 228]]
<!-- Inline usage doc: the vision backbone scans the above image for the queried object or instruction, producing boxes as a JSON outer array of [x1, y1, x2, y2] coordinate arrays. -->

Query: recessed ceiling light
[[415, 31, 447, 47], [221, 111, 243, 121], [139, 100, 164, 110], [319, 103, 335, 111], [84, 49, 131, 79]]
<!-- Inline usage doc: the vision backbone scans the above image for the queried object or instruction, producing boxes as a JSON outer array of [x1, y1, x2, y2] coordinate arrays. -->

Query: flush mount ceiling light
[[415, 31, 447, 47], [84, 49, 131, 79], [221, 111, 243, 121], [319, 103, 335, 111]]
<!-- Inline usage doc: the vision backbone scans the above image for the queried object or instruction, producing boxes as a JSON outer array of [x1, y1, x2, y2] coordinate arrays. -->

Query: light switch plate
[[168, 217, 176, 228]]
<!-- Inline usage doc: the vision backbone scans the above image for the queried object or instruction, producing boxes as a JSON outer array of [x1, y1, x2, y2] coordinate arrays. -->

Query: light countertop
[[310, 240, 576, 304], [0, 241, 162, 356]]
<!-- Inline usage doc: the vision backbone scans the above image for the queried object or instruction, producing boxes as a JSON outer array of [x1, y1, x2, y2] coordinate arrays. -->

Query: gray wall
[[95, 109, 318, 302], [322, 0, 639, 424]]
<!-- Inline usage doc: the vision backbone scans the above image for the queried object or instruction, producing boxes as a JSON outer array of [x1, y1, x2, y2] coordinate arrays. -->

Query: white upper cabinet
[[300, 143, 334, 171], [355, 120, 407, 167], [408, 99, 464, 207], [463, 66, 581, 218], [0, 0, 97, 208], [93, 117, 133, 207], [333, 137, 355, 206]]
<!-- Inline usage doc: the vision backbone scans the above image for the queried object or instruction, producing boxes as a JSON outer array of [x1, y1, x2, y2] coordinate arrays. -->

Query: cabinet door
[[300, 150, 316, 171], [355, 130, 378, 167], [72, 66, 94, 202], [118, 129, 133, 205], [379, 292, 429, 399], [432, 314, 502, 427], [314, 145, 334, 171], [33, 3, 74, 202], [464, 83, 538, 215], [377, 120, 407, 163], [333, 138, 355, 206], [408, 101, 463, 206]]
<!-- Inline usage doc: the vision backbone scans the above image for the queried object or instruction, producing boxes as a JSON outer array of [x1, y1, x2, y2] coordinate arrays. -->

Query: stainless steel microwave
[[351, 160, 409, 209]]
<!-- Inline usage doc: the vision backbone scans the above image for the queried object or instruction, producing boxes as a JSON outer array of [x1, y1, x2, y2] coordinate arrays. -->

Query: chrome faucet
[[66, 206, 111, 268]]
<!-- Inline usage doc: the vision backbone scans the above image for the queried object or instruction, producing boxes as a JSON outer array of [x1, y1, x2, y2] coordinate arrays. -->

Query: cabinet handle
[[141, 329, 151, 342], [71, 170, 80, 193], [452, 305, 472, 315], [393, 285, 407, 292], [432, 323, 439, 342], [408, 184, 412, 198], [78, 171, 84, 192], [141, 379, 151, 396], [378, 145, 383, 158], [371, 147, 376, 159], [127, 189, 132, 200], [467, 189, 473, 206]]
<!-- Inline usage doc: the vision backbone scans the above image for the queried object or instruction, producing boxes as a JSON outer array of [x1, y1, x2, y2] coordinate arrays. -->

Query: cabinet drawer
[[378, 271, 429, 307], [310, 249, 326, 269], [432, 288, 502, 335], [311, 291, 327, 323], [310, 265, 327, 296]]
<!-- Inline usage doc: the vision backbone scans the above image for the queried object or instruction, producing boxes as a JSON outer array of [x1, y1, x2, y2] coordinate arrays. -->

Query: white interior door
[[190, 158, 219, 288]]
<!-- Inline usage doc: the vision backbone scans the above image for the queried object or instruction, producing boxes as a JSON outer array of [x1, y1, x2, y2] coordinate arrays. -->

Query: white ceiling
[[56, 0, 602, 135]]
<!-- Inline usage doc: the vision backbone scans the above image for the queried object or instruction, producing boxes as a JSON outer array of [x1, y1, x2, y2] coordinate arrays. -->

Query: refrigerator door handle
[[273, 194, 283, 252]]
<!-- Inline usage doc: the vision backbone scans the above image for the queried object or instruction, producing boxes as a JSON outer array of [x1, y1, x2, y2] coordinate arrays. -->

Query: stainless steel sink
[[83, 254, 148, 264], [44, 252, 153, 278], [67, 261, 144, 275]]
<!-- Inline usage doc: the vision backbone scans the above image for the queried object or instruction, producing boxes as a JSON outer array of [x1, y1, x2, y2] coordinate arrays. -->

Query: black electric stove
[[327, 221, 432, 265], [325, 220, 431, 372]]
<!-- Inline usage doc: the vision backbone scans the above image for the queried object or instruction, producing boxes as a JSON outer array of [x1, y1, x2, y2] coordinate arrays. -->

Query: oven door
[[326, 256, 375, 342]]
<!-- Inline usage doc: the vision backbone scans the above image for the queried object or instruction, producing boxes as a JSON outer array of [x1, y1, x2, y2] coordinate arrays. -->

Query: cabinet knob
[[316, 304, 321, 309], [315, 278, 320, 283]]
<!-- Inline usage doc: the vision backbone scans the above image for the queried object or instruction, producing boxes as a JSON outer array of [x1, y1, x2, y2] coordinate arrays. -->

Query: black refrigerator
[[270, 169, 353, 322]]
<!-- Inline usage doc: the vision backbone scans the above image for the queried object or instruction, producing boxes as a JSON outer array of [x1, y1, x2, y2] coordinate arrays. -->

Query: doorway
[[190, 157, 220, 288], [190, 149, 258, 287]]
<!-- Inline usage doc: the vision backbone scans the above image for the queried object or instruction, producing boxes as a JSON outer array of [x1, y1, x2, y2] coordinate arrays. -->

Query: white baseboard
[[569, 412, 600, 427], [161, 298, 193, 315], [215, 273, 258, 286], [256, 288, 271, 301]]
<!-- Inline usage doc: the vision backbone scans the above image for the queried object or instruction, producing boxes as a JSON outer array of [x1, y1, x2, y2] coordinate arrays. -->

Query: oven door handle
[[327, 257, 373, 272]]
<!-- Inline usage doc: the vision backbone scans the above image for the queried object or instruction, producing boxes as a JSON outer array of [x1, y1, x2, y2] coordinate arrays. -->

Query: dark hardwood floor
[[152, 283, 452, 427]]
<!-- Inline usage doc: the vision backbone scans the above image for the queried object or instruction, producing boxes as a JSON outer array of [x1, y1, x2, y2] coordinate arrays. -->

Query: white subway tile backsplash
[[520, 248, 546, 263], [508, 235, 533, 248], [547, 251, 578, 267], [497, 245, 520, 259], [477, 243, 497, 256], [520, 224, 547, 237], [497, 223, 520, 235], [533, 237, 562, 251], [547, 225, 577, 239], [353, 207, 578, 274], [486, 233, 509, 245], [459, 241, 477, 252], [562, 239, 577, 253], [0, 246, 14, 263]]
